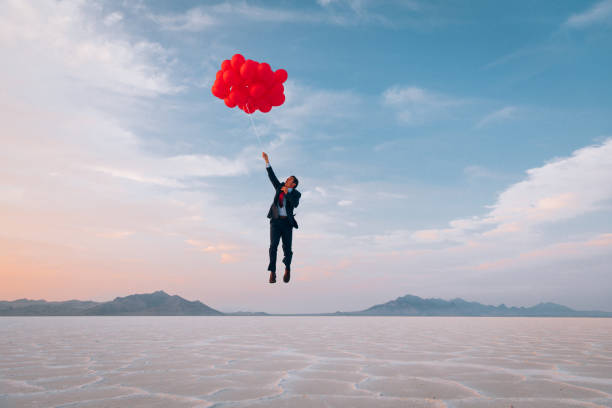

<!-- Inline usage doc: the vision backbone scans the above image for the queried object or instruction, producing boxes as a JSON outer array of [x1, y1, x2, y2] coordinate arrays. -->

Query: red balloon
[[229, 88, 247, 106], [269, 92, 285, 107], [274, 69, 288, 83], [249, 82, 267, 99], [244, 99, 257, 114], [259, 99, 272, 113], [221, 59, 232, 71], [231, 54, 245, 70], [215, 77, 229, 90], [224, 97, 236, 108], [250, 97, 261, 110], [211, 85, 226, 99], [268, 83, 284, 97], [240, 60, 258, 82], [211, 78, 228, 99], [215, 70, 224, 82], [257, 63, 274, 85], [223, 70, 240, 87]]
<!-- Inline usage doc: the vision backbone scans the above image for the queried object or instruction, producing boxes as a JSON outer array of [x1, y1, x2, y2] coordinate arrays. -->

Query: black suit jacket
[[266, 166, 301, 229]]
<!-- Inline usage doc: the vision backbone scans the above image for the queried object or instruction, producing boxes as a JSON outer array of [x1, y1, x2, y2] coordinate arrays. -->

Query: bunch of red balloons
[[211, 54, 287, 114]]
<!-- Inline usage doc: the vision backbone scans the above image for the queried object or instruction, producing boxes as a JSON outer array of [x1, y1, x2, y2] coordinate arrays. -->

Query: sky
[[1, 0, 611, 313]]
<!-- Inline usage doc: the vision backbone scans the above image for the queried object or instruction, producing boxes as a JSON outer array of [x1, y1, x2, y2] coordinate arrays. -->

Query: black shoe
[[269, 271, 276, 283], [283, 267, 290, 283]]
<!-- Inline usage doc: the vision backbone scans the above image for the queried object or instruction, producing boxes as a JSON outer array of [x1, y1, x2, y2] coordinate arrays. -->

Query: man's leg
[[280, 220, 293, 270], [268, 219, 281, 273]]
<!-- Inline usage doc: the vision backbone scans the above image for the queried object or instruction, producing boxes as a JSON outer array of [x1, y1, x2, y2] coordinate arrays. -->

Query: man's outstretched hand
[[262, 152, 269, 164]]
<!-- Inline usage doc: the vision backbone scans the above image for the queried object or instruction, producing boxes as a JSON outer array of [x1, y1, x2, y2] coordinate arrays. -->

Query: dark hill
[[84, 290, 223, 316], [0, 291, 223, 316], [344, 294, 612, 317], [0, 298, 100, 315]]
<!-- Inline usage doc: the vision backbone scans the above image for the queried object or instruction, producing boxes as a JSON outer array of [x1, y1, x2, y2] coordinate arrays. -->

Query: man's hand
[[281, 186, 288, 193], [262, 152, 269, 164]]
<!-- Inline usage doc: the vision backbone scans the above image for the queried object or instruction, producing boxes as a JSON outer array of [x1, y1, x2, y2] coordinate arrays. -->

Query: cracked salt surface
[[0, 316, 611, 407]]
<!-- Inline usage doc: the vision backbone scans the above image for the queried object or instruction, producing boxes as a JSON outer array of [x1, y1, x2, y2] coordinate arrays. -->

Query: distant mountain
[[0, 298, 100, 316], [0, 291, 223, 316], [341, 294, 612, 317], [84, 291, 223, 316], [225, 311, 270, 316], [2, 291, 610, 317]]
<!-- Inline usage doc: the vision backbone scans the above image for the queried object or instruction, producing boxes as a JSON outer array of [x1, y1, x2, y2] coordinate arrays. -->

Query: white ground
[[1, 316, 611, 407]]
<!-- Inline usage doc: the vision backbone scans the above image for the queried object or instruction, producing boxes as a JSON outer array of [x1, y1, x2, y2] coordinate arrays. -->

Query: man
[[262, 152, 301, 284]]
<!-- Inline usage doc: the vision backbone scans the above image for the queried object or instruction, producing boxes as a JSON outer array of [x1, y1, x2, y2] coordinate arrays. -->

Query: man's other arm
[[285, 189, 301, 208]]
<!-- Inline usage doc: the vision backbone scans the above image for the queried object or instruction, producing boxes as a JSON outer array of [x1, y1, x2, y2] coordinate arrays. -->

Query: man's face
[[284, 176, 296, 188]]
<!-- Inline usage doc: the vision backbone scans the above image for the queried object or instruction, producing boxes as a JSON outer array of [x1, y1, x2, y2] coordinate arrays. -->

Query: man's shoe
[[269, 271, 276, 283], [283, 267, 290, 283]]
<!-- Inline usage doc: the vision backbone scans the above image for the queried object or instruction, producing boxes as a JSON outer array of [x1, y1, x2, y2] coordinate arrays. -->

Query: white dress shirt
[[267, 162, 293, 216]]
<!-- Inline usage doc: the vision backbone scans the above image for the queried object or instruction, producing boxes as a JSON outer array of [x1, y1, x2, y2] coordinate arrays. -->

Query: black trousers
[[268, 218, 293, 272]]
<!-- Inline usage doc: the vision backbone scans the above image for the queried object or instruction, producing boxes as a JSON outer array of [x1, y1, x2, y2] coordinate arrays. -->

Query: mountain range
[[338, 294, 612, 317], [0, 291, 222, 316], [1, 291, 610, 317]]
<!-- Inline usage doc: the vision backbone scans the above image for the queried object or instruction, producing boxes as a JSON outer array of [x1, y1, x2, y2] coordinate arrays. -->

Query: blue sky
[[1, 0, 611, 313]]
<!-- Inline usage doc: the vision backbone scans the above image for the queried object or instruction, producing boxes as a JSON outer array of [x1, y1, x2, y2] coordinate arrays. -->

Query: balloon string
[[246, 102, 263, 149]]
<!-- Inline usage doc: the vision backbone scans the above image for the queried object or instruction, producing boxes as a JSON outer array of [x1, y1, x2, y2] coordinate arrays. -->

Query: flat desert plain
[[1, 316, 611, 407]]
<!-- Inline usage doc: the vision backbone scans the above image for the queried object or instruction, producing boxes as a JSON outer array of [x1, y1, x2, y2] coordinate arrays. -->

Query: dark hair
[[290, 175, 299, 188]]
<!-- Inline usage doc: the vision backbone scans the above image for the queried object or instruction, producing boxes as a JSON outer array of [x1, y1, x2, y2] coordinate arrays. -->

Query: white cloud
[[104, 11, 123, 26], [382, 86, 466, 125], [489, 139, 612, 223], [472, 232, 612, 272], [86, 166, 186, 188], [475, 106, 517, 129], [565, 0, 612, 28], [150, 7, 217, 31], [0, 0, 179, 97], [413, 138, 612, 243], [147, 0, 409, 31], [86, 153, 250, 187], [185, 240, 242, 263], [375, 191, 409, 199], [314, 0, 394, 25], [337, 200, 353, 206], [150, 3, 324, 31]]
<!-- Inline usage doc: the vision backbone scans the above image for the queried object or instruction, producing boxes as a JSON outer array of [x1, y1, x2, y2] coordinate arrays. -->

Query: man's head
[[285, 175, 298, 189]]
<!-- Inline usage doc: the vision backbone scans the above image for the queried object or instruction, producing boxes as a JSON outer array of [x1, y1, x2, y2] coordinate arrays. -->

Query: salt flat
[[1, 316, 611, 408]]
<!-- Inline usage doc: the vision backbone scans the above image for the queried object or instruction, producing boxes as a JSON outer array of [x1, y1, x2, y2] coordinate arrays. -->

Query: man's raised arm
[[262, 152, 281, 189]]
